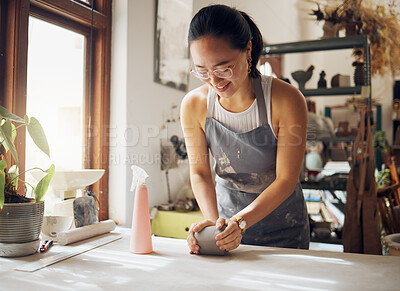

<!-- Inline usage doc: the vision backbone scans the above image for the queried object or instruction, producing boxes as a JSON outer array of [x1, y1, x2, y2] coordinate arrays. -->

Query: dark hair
[[188, 5, 263, 78]]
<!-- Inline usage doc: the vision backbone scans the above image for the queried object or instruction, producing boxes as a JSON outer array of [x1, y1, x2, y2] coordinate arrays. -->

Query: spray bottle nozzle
[[130, 165, 149, 192]]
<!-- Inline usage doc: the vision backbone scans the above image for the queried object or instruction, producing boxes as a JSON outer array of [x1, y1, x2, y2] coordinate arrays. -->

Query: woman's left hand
[[215, 217, 242, 251]]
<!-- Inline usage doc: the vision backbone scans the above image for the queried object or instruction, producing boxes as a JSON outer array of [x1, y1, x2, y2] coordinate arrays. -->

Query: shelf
[[306, 136, 355, 143], [310, 234, 342, 245], [264, 35, 368, 55], [317, 136, 356, 143], [263, 35, 372, 96], [301, 86, 363, 97], [302, 181, 347, 192], [265, 36, 373, 230]]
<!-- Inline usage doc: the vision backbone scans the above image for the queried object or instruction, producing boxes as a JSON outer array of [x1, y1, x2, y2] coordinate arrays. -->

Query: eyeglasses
[[190, 66, 234, 80], [190, 53, 242, 80]]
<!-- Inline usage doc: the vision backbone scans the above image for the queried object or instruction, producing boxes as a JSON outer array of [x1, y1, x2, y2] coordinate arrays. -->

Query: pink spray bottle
[[130, 165, 153, 254]]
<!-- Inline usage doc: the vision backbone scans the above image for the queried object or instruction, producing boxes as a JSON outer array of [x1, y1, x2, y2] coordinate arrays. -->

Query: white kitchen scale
[[15, 234, 122, 272]]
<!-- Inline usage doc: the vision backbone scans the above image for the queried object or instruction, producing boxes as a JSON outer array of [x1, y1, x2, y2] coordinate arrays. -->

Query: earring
[[247, 56, 252, 74]]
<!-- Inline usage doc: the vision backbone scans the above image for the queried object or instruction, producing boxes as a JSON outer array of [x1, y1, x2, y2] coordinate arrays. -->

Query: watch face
[[239, 220, 246, 229]]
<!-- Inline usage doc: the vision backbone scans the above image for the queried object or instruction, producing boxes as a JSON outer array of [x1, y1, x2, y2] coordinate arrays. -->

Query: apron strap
[[254, 77, 268, 126]]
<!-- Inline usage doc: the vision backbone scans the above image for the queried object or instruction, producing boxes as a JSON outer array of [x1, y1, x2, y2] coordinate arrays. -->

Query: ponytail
[[240, 12, 263, 78]]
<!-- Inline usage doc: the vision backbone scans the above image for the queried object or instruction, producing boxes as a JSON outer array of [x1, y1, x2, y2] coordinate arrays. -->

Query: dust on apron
[[205, 76, 310, 249], [342, 109, 381, 255]]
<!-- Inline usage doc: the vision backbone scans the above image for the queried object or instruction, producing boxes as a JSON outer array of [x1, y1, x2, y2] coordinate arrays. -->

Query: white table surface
[[1, 227, 399, 291]]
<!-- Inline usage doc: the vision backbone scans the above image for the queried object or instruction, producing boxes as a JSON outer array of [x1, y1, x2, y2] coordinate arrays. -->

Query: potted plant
[[0, 105, 55, 257], [309, 3, 343, 39], [309, 0, 400, 77]]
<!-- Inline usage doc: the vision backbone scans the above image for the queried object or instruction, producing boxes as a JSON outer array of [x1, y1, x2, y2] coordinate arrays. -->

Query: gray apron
[[205, 77, 310, 249]]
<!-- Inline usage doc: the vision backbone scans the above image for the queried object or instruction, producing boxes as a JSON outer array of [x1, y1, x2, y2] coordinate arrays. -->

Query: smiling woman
[[181, 4, 309, 254]]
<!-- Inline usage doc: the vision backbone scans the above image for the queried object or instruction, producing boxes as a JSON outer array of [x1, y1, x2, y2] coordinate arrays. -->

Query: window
[[260, 61, 273, 77], [26, 16, 85, 172], [259, 54, 282, 78], [0, 0, 112, 220]]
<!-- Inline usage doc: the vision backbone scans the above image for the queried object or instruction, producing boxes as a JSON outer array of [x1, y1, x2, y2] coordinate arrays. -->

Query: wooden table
[[1, 227, 399, 290]]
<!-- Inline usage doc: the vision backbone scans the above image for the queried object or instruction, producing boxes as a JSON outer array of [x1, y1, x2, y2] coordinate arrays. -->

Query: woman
[[180, 4, 309, 254]]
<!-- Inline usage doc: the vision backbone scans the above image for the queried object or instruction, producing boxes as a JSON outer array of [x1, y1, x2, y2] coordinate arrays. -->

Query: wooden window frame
[[0, 0, 111, 220]]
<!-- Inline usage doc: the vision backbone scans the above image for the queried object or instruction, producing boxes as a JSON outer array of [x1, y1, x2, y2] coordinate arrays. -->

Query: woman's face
[[190, 36, 251, 99]]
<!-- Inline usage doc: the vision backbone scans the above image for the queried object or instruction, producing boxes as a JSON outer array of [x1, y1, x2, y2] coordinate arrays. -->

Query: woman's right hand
[[187, 219, 215, 254]]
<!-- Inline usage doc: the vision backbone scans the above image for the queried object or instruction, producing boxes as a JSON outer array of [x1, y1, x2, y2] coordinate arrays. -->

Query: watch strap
[[232, 215, 246, 233]]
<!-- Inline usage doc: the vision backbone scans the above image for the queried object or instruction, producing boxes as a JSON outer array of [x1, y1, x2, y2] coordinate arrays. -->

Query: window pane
[[26, 17, 85, 175]]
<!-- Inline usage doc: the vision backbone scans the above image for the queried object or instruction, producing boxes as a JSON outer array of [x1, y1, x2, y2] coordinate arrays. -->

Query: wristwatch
[[232, 215, 247, 233]]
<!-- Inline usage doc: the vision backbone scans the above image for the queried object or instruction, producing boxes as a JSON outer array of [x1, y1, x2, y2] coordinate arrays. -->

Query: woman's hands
[[187, 217, 242, 254], [215, 217, 243, 251]]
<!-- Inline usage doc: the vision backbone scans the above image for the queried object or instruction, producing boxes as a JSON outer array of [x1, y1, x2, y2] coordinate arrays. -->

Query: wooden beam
[[30, 5, 90, 36], [0, 0, 30, 192], [0, 1, 5, 98], [85, 0, 111, 221], [30, 0, 107, 29]]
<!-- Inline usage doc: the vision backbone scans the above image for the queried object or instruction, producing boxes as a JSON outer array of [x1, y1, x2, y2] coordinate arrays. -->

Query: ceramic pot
[[383, 233, 400, 256], [353, 62, 365, 86], [322, 21, 340, 39], [0, 200, 44, 243], [41, 215, 73, 240]]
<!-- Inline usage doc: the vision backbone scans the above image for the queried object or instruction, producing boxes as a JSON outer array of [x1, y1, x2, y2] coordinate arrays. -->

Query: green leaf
[[0, 160, 6, 172], [34, 164, 55, 202], [25, 116, 50, 157], [0, 122, 17, 152], [0, 118, 18, 166], [0, 105, 24, 123], [0, 159, 7, 210]]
